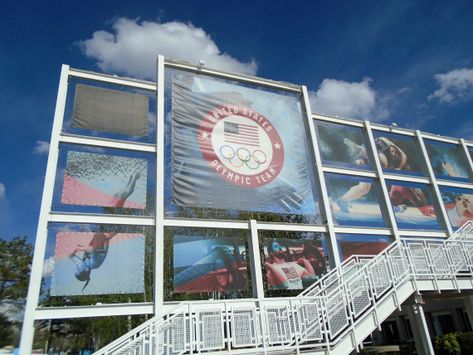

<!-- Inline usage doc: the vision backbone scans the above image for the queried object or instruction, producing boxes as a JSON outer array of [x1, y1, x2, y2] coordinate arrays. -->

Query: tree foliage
[[0, 236, 33, 347], [0, 236, 33, 301]]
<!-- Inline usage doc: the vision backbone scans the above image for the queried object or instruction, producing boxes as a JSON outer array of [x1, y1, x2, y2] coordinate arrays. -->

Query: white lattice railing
[[95, 220, 473, 355]]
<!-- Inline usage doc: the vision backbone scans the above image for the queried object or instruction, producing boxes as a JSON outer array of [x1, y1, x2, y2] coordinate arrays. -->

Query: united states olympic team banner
[[51, 232, 145, 296], [170, 70, 318, 217]]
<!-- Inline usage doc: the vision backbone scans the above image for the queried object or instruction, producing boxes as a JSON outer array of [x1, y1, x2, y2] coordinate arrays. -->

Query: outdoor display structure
[[19, 57, 473, 353]]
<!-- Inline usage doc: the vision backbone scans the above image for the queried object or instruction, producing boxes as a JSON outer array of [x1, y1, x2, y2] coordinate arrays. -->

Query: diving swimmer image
[[68, 169, 141, 291]]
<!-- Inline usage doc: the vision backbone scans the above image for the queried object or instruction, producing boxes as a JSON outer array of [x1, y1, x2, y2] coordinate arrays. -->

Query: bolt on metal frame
[[19, 59, 473, 354]]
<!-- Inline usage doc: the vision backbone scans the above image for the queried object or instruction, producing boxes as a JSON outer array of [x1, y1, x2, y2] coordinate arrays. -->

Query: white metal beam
[[60, 133, 156, 153], [49, 212, 155, 226], [155, 55, 165, 314], [69, 68, 156, 91], [20, 65, 70, 355], [164, 59, 301, 93], [302, 86, 341, 267], [416, 130, 454, 237], [34, 303, 154, 320]]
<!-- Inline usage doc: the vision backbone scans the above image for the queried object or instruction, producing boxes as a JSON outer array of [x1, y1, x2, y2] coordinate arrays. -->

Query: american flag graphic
[[224, 121, 260, 147]]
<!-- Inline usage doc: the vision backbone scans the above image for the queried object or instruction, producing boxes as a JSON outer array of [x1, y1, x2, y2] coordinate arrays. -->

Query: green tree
[[0, 236, 33, 347]]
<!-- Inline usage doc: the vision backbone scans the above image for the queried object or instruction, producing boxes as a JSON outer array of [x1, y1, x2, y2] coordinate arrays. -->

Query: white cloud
[[33, 140, 50, 155], [309, 78, 389, 121], [80, 18, 257, 80], [0, 182, 5, 199], [429, 68, 473, 103]]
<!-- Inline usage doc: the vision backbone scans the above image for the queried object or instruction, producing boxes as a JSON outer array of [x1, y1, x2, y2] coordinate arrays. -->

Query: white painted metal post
[[460, 138, 473, 178], [301, 86, 341, 267], [155, 55, 165, 312], [406, 302, 435, 355], [365, 121, 401, 241], [416, 130, 454, 237], [20, 65, 70, 354], [249, 220, 265, 299]]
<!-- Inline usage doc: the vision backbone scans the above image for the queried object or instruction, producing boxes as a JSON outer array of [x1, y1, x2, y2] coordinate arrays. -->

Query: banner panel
[[173, 235, 249, 294], [72, 84, 149, 136], [440, 186, 473, 229], [336, 234, 393, 261], [167, 70, 318, 221], [261, 233, 327, 291], [51, 232, 145, 296], [386, 181, 440, 229], [425, 140, 471, 181], [61, 151, 147, 209], [316, 121, 372, 170], [373, 132, 424, 176], [326, 174, 386, 227]]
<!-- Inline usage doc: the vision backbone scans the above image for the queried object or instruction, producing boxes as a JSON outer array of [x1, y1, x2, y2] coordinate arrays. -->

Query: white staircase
[[95, 221, 473, 355]]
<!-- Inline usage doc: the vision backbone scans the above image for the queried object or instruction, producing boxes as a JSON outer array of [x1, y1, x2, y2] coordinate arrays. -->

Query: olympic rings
[[220, 145, 235, 160], [229, 156, 244, 168], [218, 145, 268, 171], [236, 148, 251, 162], [252, 150, 267, 164], [245, 158, 260, 170]]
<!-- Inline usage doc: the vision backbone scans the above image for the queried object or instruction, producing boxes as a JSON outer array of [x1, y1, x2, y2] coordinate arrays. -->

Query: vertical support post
[[20, 64, 70, 354], [463, 295, 473, 332], [365, 121, 401, 241], [460, 138, 473, 178], [416, 131, 454, 237], [406, 300, 435, 355], [249, 220, 265, 299], [155, 55, 165, 312], [301, 86, 341, 268]]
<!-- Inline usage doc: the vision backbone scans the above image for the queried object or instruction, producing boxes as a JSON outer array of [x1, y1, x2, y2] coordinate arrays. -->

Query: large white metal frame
[[19, 60, 473, 354]]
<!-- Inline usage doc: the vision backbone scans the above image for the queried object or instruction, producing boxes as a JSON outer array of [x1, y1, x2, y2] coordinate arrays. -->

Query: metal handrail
[[94, 220, 473, 355]]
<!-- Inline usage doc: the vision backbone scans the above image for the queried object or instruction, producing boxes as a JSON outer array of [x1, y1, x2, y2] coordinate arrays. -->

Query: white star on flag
[[274, 142, 281, 150], [201, 131, 209, 140]]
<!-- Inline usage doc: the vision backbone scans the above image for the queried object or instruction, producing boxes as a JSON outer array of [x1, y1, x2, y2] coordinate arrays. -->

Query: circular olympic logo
[[198, 105, 284, 188]]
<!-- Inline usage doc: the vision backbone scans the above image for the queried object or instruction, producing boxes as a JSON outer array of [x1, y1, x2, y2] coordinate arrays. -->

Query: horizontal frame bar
[[60, 134, 157, 153], [49, 212, 155, 226], [333, 226, 393, 236], [322, 166, 377, 178], [163, 218, 249, 229], [69, 68, 156, 91], [312, 114, 364, 127], [34, 303, 154, 320], [164, 59, 301, 93]]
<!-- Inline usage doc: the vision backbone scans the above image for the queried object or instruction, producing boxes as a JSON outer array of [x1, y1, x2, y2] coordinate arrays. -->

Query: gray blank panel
[[72, 84, 149, 136]]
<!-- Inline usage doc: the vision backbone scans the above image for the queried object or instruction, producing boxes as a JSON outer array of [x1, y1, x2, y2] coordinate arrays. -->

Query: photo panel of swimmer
[[315, 120, 372, 170], [440, 186, 473, 230], [424, 140, 471, 182], [52, 144, 155, 216], [51, 231, 145, 296], [372, 131, 425, 176], [259, 231, 329, 297], [325, 173, 386, 228], [386, 180, 441, 230]]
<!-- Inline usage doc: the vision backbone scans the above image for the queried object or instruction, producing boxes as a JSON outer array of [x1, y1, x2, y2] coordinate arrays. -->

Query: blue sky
[[1, 0, 473, 243]]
